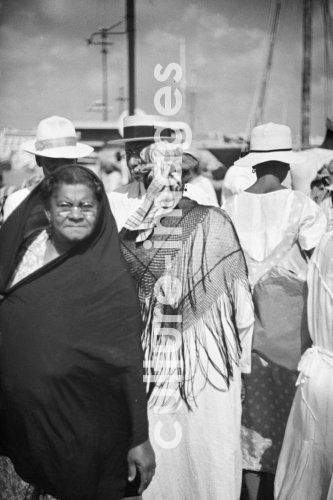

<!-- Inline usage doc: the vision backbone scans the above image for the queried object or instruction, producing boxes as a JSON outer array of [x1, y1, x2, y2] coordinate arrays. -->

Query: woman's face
[[48, 183, 99, 244]]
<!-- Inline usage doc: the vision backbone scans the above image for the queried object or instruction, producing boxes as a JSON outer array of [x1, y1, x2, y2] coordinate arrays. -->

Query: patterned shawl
[[120, 198, 250, 410]]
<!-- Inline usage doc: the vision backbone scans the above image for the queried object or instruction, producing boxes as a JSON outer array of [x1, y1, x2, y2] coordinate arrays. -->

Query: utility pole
[[127, 0, 135, 115], [188, 70, 197, 139], [87, 21, 125, 121], [301, 0, 312, 147]]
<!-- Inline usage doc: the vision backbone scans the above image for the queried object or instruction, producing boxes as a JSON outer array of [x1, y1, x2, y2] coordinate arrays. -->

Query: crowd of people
[[0, 113, 332, 500]]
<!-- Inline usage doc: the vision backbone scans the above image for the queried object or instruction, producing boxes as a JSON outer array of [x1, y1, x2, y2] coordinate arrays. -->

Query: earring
[[252, 167, 256, 173], [45, 211, 52, 238]]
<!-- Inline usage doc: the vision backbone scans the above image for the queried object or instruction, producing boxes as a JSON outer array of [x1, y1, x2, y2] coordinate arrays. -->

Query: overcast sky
[[0, 0, 330, 141]]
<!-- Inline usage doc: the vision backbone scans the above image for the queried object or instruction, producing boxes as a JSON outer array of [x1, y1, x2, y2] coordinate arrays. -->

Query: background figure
[[315, 161, 333, 230], [0, 165, 155, 499], [181, 150, 219, 206], [275, 232, 333, 500], [99, 148, 129, 194], [118, 131, 254, 500], [224, 123, 326, 500], [290, 118, 333, 196], [2, 115, 93, 221]]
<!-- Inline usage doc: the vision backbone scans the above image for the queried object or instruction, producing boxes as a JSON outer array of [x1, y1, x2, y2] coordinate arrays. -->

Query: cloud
[[0, 0, 329, 138]]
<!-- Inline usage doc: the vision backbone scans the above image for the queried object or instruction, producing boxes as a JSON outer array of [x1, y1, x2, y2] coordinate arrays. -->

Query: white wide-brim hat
[[21, 115, 93, 159], [109, 114, 188, 145], [234, 123, 305, 167]]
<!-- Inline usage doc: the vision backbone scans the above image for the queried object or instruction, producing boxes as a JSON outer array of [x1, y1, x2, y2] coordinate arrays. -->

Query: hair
[[310, 177, 328, 189], [35, 156, 76, 169], [253, 160, 290, 183], [40, 164, 104, 208]]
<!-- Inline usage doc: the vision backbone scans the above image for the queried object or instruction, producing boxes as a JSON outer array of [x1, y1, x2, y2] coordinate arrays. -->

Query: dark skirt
[[241, 354, 297, 473]]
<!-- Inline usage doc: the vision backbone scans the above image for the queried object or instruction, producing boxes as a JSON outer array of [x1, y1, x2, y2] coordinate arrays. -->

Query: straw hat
[[234, 123, 304, 167], [21, 116, 93, 159], [109, 115, 186, 145]]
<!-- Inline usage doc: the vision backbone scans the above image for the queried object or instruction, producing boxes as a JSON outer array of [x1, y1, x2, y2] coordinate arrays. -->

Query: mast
[[301, 0, 312, 148], [127, 0, 135, 115], [254, 0, 282, 126]]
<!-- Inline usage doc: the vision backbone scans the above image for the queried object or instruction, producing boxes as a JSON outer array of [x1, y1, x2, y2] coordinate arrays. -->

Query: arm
[[122, 367, 156, 493]]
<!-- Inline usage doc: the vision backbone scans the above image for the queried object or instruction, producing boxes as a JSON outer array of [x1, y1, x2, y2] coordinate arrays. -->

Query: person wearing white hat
[[2, 116, 93, 221], [222, 124, 293, 203], [223, 123, 327, 500]]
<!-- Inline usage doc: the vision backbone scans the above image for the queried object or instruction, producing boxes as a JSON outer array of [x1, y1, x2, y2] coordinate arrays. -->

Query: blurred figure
[[309, 161, 333, 230], [310, 176, 330, 204], [317, 161, 333, 230], [275, 232, 333, 500], [99, 148, 129, 194], [2, 116, 93, 221], [182, 150, 219, 206], [290, 118, 333, 196], [211, 163, 228, 205]]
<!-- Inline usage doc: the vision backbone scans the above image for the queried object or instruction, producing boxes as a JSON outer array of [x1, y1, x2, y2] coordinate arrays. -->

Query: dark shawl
[[0, 170, 148, 500]]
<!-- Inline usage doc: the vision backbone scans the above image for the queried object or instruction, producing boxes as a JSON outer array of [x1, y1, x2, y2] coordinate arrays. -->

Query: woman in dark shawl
[[0, 165, 155, 500]]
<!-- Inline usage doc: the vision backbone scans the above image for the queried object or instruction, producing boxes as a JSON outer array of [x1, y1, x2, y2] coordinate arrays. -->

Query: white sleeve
[[298, 197, 327, 251], [232, 280, 254, 374], [3, 189, 30, 221]]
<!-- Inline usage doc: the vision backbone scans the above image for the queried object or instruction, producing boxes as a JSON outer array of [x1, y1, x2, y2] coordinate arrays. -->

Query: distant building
[[74, 121, 121, 150]]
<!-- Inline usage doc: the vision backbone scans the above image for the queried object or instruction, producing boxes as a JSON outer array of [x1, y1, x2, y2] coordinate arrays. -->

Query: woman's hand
[[127, 439, 156, 494]]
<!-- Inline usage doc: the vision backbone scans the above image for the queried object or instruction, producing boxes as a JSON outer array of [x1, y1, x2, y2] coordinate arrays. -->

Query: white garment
[[290, 148, 333, 196], [223, 190, 326, 265], [101, 170, 123, 194], [222, 165, 291, 202], [143, 285, 254, 500], [275, 232, 333, 500], [190, 174, 218, 206], [108, 180, 216, 231], [222, 165, 256, 201], [3, 188, 30, 221], [10, 230, 48, 287], [320, 194, 333, 231]]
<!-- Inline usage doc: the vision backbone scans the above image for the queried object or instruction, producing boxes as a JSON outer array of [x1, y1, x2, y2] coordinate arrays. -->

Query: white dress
[[108, 180, 218, 231], [143, 285, 254, 500], [275, 232, 333, 500], [223, 190, 327, 473]]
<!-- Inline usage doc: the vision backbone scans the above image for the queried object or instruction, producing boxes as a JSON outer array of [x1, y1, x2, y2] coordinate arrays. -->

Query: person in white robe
[[275, 231, 333, 500]]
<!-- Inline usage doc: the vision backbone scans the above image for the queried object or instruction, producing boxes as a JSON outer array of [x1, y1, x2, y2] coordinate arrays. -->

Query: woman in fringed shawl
[[118, 141, 254, 500], [0, 165, 155, 500]]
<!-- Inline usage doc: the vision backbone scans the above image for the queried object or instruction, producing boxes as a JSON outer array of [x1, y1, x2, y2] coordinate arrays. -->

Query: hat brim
[[234, 150, 305, 167], [108, 136, 176, 145], [21, 140, 94, 159]]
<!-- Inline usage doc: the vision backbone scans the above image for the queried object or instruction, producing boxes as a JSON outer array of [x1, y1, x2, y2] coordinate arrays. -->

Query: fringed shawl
[[120, 197, 250, 410]]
